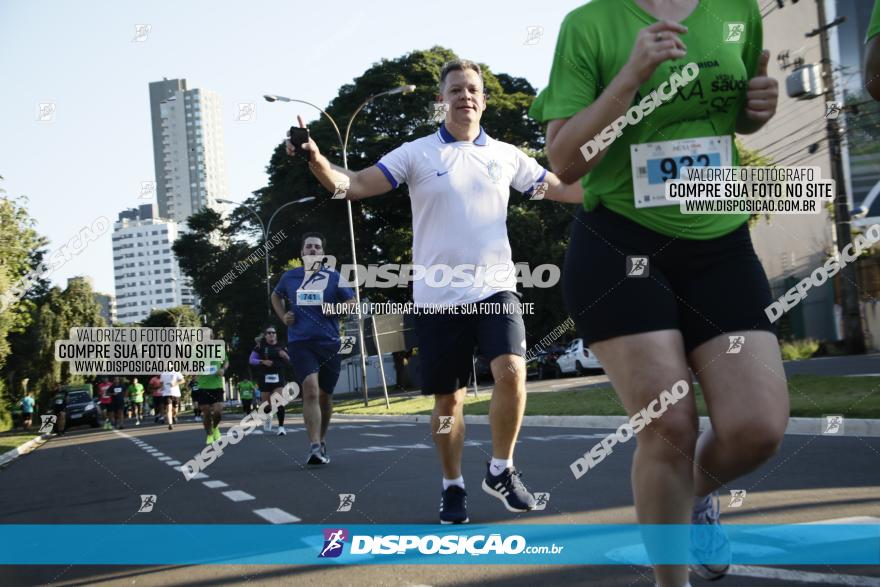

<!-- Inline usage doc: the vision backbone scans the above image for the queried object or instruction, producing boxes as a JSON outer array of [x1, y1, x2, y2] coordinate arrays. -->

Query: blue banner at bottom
[[1, 524, 878, 565]]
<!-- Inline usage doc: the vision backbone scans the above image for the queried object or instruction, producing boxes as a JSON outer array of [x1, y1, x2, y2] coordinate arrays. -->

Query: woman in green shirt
[[531, 2, 784, 585], [128, 377, 145, 426]]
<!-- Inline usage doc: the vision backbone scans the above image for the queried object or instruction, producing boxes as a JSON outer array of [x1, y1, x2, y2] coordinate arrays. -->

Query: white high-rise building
[[112, 204, 194, 324], [149, 78, 228, 223]]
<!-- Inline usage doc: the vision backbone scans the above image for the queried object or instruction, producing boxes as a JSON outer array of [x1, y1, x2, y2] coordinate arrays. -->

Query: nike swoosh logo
[[436, 170, 449, 176]]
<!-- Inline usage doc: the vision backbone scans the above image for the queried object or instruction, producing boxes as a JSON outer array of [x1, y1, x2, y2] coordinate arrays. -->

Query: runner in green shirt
[[530, 2, 784, 585], [195, 346, 229, 445], [237, 379, 257, 414], [128, 378, 145, 426]]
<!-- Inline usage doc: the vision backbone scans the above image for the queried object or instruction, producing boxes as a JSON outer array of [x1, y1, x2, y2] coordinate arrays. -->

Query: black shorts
[[163, 396, 180, 409], [191, 388, 203, 405], [261, 372, 287, 390], [199, 388, 224, 405], [415, 290, 526, 395], [563, 205, 776, 353], [288, 341, 340, 395], [110, 395, 125, 411]]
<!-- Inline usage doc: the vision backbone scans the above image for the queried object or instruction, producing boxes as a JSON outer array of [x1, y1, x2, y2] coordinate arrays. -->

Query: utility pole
[[808, 1, 865, 353]]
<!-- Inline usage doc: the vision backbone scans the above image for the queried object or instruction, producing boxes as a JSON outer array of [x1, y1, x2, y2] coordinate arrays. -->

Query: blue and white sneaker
[[482, 464, 536, 513], [690, 492, 731, 580], [439, 485, 469, 524]]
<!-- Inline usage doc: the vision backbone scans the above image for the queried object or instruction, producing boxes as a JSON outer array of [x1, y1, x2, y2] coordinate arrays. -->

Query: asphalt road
[[1, 414, 878, 586]]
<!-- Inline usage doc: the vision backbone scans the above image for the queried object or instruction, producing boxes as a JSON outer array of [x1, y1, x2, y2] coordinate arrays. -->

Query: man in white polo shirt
[[287, 59, 580, 524]]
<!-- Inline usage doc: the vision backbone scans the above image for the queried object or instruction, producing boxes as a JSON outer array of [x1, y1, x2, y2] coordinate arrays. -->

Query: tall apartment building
[[66, 276, 117, 325], [112, 204, 194, 324], [94, 291, 117, 325], [148, 78, 229, 223]]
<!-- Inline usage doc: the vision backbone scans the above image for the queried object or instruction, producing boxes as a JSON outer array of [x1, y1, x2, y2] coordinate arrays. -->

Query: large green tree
[[0, 182, 52, 427]]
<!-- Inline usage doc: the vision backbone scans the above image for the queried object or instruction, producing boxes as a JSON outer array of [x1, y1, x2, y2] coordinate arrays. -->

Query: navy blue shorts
[[288, 341, 342, 395], [415, 290, 526, 396]]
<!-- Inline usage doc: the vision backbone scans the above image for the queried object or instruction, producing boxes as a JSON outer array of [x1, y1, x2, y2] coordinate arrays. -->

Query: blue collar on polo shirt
[[438, 123, 488, 146]]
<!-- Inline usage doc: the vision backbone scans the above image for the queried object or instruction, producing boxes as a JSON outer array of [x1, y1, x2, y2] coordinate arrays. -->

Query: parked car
[[555, 338, 603, 376], [58, 386, 100, 428], [526, 345, 566, 380]]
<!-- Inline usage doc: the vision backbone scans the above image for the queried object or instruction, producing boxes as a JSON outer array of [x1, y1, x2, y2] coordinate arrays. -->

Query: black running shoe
[[439, 485, 469, 524], [482, 464, 536, 513]]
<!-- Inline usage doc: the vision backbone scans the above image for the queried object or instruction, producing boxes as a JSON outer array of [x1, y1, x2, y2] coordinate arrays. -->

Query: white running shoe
[[277, 426, 287, 436], [690, 492, 731, 580]]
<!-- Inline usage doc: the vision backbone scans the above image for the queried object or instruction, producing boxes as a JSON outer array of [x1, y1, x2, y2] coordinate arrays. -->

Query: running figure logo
[[332, 181, 349, 200], [524, 25, 544, 45], [138, 494, 157, 513], [337, 494, 356, 512], [430, 102, 448, 124], [528, 181, 549, 201], [139, 181, 156, 201], [533, 492, 550, 511], [724, 22, 745, 42], [338, 336, 356, 355], [319, 528, 348, 558], [235, 103, 256, 123], [36, 103, 56, 123], [824, 101, 842, 120], [436, 416, 454, 434], [728, 489, 746, 508], [626, 256, 649, 278], [726, 335, 745, 354], [38, 414, 56, 434], [823, 415, 844, 435], [132, 24, 152, 42]]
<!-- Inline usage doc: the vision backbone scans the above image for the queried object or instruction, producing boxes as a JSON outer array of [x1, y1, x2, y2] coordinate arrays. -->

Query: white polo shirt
[[376, 124, 547, 308]]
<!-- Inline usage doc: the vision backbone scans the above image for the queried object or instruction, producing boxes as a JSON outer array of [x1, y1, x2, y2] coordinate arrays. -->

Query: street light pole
[[264, 86, 414, 406], [218, 197, 315, 317]]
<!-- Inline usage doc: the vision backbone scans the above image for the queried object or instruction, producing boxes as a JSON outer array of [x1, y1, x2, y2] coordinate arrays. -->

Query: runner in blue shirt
[[271, 232, 356, 465]]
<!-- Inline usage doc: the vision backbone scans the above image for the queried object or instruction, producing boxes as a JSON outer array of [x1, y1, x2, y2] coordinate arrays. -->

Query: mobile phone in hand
[[289, 126, 311, 161]]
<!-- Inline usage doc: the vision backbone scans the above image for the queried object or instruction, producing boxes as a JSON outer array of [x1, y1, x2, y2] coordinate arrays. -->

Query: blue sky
[[0, 0, 573, 295]]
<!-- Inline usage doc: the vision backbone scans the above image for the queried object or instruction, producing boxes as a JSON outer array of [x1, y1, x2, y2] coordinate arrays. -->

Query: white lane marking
[[731, 565, 880, 586], [157, 456, 171, 461], [151, 452, 165, 457], [203, 480, 228, 489], [165, 460, 181, 466], [344, 443, 432, 453], [362, 433, 392, 438], [253, 508, 301, 524], [222, 490, 255, 502], [175, 466, 208, 479]]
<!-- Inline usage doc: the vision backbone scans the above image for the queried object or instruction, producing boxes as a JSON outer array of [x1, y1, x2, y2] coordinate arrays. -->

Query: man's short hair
[[301, 232, 326, 249], [439, 59, 484, 93]]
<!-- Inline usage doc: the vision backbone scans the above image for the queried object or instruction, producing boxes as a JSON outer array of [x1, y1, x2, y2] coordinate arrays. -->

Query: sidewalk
[[331, 413, 880, 438]]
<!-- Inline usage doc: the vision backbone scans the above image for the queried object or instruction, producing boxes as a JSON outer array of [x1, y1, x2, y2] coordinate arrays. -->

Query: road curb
[[332, 414, 880, 437], [0, 434, 49, 468]]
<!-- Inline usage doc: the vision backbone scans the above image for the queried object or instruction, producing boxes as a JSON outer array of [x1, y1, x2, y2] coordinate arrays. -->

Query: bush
[[780, 338, 820, 361]]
